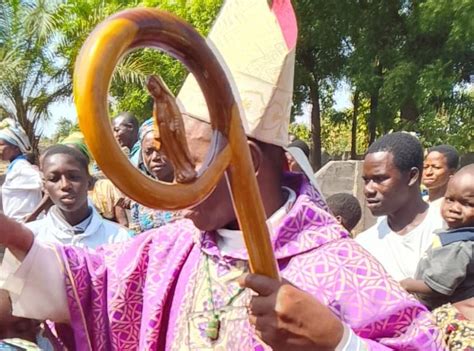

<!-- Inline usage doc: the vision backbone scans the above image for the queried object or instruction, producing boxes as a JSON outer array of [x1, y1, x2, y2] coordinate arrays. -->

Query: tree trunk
[[12, 89, 39, 163], [368, 91, 378, 145], [351, 90, 360, 159], [310, 80, 322, 171]]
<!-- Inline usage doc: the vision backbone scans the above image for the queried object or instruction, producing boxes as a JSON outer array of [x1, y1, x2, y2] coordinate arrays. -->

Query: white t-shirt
[[356, 205, 445, 281], [428, 197, 444, 216], [1, 158, 42, 221], [27, 205, 132, 249]]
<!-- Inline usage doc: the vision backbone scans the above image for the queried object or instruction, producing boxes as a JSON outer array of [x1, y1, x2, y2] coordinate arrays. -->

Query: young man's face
[[362, 151, 414, 217], [422, 151, 453, 190], [141, 132, 174, 182], [42, 153, 91, 213], [441, 172, 474, 229]]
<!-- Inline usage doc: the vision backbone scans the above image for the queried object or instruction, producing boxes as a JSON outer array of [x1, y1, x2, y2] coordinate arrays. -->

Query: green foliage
[[295, 0, 473, 159], [293, 0, 350, 168], [321, 98, 370, 156], [3, 0, 471, 155], [53, 116, 80, 142], [0, 0, 69, 152], [58, 0, 222, 123], [288, 123, 311, 144]]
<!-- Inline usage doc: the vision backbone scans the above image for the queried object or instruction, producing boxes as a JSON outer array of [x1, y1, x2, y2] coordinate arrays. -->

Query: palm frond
[[23, 0, 59, 41], [112, 54, 156, 86]]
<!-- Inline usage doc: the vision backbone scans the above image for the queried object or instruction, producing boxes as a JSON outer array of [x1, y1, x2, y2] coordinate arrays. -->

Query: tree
[[288, 123, 311, 144], [344, 0, 409, 145], [53, 116, 79, 142], [0, 0, 69, 154], [58, 0, 222, 123], [293, 0, 351, 170], [320, 101, 369, 158], [344, 0, 473, 149]]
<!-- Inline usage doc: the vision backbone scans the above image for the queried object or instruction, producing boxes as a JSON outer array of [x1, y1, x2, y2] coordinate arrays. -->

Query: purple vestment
[[58, 174, 444, 350]]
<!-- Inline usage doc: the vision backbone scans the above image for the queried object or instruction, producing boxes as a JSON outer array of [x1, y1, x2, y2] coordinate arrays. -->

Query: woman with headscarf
[[0, 118, 42, 221], [129, 118, 182, 233]]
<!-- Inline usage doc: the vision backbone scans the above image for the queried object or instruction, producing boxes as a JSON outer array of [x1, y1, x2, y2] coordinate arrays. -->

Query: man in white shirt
[[356, 132, 445, 280], [28, 144, 131, 248]]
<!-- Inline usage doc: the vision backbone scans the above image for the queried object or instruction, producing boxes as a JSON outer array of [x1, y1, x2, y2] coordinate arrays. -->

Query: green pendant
[[206, 314, 220, 341]]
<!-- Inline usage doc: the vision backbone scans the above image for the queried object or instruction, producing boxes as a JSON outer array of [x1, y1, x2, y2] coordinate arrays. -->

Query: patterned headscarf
[[60, 131, 91, 163], [137, 118, 162, 176], [0, 118, 32, 153], [138, 118, 159, 142]]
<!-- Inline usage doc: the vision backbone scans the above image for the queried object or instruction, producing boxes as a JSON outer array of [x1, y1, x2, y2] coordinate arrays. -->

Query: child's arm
[[400, 278, 434, 295]]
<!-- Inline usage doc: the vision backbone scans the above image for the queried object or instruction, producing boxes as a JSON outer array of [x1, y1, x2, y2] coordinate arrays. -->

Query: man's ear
[[408, 167, 420, 187], [247, 140, 263, 175], [87, 175, 94, 191], [335, 215, 343, 225]]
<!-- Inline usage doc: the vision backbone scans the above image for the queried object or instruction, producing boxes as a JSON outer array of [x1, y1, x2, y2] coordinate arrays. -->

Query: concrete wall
[[315, 160, 376, 235]]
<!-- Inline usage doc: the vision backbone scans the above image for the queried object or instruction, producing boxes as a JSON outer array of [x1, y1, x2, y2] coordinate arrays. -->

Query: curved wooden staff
[[73, 8, 279, 279]]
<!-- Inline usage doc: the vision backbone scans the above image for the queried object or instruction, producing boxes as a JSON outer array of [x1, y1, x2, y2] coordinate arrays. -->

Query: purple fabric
[[59, 173, 445, 350]]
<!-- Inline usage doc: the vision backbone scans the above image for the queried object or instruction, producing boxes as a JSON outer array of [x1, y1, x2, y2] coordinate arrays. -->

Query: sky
[[42, 82, 353, 138], [40, 99, 77, 138]]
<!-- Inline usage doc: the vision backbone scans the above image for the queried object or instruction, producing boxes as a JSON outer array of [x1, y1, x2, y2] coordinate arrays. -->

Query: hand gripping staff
[[73, 8, 279, 279]]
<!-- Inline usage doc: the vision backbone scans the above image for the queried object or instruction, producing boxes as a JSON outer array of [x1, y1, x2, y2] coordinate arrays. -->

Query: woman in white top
[[0, 119, 42, 221]]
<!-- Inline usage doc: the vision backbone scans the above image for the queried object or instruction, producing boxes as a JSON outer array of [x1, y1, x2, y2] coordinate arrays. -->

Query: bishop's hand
[[239, 273, 344, 351], [0, 214, 34, 260]]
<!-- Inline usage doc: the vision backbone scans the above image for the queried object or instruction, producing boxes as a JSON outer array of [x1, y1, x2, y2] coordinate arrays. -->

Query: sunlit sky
[[41, 82, 353, 138]]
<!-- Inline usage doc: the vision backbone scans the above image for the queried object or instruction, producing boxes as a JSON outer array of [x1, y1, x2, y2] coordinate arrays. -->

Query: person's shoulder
[[100, 217, 129, 234], [25, 217, 60, 244], [16, 159, 39, 174], [25, 217, 48, 234], [11, 160, 41, 184], [425, 203, 445, 227], [355, 217, 388, 243]]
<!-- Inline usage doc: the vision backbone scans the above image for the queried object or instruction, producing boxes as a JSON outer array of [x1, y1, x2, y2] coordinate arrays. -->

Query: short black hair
[[288, 139, 310, 158], [427, 145, 459, 169], [326, 193, 362, 231], [114, 112, 139, 131], [366, 132, 423, 173], [41, 144, 90, 175]]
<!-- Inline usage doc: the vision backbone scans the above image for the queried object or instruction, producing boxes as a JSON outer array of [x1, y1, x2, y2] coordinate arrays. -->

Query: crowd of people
[[0, 0, 472, 350], [0, 109, 472, 350]]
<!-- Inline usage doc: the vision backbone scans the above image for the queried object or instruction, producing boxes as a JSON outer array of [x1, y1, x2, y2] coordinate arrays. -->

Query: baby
[[401, 163, 474, 309]]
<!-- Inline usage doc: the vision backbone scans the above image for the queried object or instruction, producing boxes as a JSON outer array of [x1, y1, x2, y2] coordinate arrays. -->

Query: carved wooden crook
[[73, 8, 279, 279]]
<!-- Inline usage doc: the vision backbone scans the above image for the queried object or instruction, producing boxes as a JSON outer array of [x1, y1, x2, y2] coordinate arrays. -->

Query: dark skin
[[184, 140, 286, 232], [141, 131, 174, 182], [0, 139, 21, 162], [112, 114, 139, 150], [422, 151, 456, 202], [42, 153, 92, 226], [0, 138, 345, 350], [362, 151, 428, 234], [334, 215, 353, 233], [185, 140, 344, 350], [440, 165, 474, 229], [401, 165, 474, 297], [0, 290, 39, 342], [239, 274, 344, 351], [285, 152, 302, 173]]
